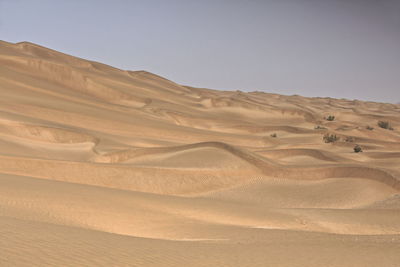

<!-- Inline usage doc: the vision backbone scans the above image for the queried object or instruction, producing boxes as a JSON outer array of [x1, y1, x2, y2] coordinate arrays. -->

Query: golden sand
[[0, 40, 399, 266]]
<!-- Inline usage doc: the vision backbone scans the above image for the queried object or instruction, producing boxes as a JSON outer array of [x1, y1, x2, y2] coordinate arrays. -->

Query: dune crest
[[1, 41, 399, 266]]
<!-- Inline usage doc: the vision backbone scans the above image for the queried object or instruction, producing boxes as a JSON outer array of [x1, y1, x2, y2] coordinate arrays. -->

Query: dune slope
[[1, 40, 400, 266]]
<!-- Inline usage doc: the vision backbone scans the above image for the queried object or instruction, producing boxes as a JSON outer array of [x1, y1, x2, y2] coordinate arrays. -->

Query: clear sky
[[1, 0, 399, 103]]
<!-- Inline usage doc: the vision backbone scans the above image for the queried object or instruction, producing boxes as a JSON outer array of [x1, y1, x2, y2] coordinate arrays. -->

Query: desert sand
[[0, 40, 399, 266]]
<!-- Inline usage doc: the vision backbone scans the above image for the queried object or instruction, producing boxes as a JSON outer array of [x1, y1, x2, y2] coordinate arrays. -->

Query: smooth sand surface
[[0, 40, 400, 266]]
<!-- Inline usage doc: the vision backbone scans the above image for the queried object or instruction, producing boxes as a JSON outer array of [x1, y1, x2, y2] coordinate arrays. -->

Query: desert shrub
[[323, 133, 339, 143], [314, 125, 327, 130], [345, 136, 355, 142], [270, 133, 277, 138], [326, 115, 335, 121], [378, 121, 393, 130], [366, 125, 374, 130], [353, 144, 363, 153]]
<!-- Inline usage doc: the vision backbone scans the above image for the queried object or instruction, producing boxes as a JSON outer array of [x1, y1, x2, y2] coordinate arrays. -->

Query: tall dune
[[0, 40, 399, 266]]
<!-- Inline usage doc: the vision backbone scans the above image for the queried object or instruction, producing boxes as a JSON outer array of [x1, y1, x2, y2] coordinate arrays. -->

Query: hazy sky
[[1, 0, 399, 103]]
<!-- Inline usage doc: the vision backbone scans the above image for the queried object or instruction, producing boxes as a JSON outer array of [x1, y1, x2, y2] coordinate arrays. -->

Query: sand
[[0, 40, 399, 266]]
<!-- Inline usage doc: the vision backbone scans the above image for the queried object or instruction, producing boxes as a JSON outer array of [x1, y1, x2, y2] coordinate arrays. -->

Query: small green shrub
[[378, 121, 393, 130], [326, 115, 335, 121], [270, 133, 277, 138], [345, 136, 355, 142], [323, 133, 339, 143], [353, 144, 363, 153]]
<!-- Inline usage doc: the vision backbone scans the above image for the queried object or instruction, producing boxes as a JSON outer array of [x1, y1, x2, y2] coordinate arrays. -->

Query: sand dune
[[0, 40, 399, 266]]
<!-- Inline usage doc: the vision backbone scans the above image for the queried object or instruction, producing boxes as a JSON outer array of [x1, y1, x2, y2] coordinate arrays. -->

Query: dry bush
[[353, 144, 363, 153], [326, 115, 335, 121], [314, 125, 327, 130]]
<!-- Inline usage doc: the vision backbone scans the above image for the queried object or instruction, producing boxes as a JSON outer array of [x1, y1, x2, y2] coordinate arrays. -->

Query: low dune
[[0, 40, 399, 266]]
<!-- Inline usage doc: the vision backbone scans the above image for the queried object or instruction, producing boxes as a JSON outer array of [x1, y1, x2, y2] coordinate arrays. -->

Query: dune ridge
[[1, 40, 400, 266]]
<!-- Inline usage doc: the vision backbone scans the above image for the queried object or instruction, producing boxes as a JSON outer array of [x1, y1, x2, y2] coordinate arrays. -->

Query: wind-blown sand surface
[[0, 40, 399, 266]]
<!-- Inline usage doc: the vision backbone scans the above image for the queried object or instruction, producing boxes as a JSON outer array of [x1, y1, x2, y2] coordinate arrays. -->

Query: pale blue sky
[[1, 0, 399, 103]]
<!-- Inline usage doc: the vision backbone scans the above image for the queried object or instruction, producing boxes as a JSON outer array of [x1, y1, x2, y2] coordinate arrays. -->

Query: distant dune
[[0, 40, 399, 266]]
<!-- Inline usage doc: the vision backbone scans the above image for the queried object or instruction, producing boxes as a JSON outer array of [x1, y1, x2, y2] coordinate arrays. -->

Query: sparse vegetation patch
[[378, 121, 394, 130], [323, 133, 339, 143]]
